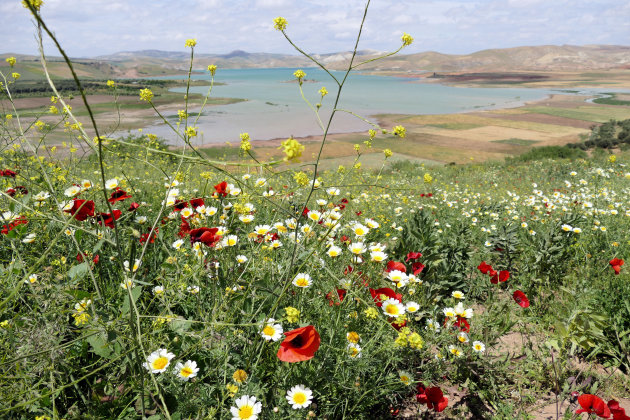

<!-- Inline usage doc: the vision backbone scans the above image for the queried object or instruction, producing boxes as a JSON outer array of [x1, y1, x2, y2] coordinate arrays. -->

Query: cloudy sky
[[2, 0, 629, 57]]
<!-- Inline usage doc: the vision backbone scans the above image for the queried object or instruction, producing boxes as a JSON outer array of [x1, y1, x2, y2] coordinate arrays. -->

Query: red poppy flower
[[277, 325, 321, 363], [477, 261, 492, 274], [326, 289, 346, 306], [0, 169, 16, 178], [178, 220, 191, 238], [128, 202, 139, 212], [453, 317, 470, 333], [1, 216, 27, 235], [386, 261, 406, 273], [416, 384, 428, 404], [189, 197, 205, 208], [340, 235, 350, 244], [189, 227, 220, 246], [8, 186, 28, 196], [490, 270, 510, 284], [513, 290, 530, 308], [65, 199, 95, 221], [173, 199, 188, 211], [576, 394, 611, 418], [405, 252, 422, 262], [370, 287, 403, 307], [610, 258, 624, 275], [139, 228, 158, 244], [96, 209, 122, 228], [214, 181, 228, 197], [344, 265, 353, 275], [424, 387, 448, 412], [412, 262, 425, 276], [108, 188, 131, 203], [76, 252, 99, 264], [608, 400, 630, 420]]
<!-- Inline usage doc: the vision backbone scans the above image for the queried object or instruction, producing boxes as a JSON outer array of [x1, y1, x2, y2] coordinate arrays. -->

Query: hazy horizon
[[2, 0, 629, 58]]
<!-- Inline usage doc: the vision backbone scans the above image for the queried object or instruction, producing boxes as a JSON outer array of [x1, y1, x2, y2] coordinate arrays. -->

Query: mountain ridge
[[2, 45, 629, 79]]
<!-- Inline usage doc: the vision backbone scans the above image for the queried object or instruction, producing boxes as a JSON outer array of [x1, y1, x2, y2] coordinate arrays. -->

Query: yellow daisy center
[[263, 325, 275, 336], [152, 357, 168, 370], [238, 405, 253, 419], [385, 304, 399, 316], [296, 278, 309, 287], [293, 392, 307, 404], [180, 366, 193, 377]]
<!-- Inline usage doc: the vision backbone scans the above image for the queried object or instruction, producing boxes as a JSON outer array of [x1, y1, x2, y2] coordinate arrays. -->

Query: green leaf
[[169, 317, 193, 334], [121, 286, 142, 316], [87, 332, 114, 359], [68, 262, 89, 281]]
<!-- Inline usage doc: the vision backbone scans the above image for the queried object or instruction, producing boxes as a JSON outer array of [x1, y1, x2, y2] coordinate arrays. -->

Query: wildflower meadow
[[1, 1, 629, 419]]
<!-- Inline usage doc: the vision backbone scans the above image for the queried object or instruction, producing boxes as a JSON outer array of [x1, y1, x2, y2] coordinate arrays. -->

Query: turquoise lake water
[[145, 68, 576, 144]]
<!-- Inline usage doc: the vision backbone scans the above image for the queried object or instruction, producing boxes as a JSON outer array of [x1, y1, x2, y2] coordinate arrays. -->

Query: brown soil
[[476, 112, 596, 129]]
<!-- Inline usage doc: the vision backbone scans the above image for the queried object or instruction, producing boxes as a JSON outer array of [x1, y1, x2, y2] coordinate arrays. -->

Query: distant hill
[[1, 45, 629, 79]]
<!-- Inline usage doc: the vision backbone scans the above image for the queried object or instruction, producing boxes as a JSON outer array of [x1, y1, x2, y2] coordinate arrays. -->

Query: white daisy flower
[[327, 245, 342, 257], [260, 318, 283, 342], [105, 178, 119, 190], [174, 360, 199, 381], [405, 301, 419, 313], [143, 349, 175, 373], [292, 273, 312, 288], [286, 385, 313, 409], [472, 341, 486, 353], [348, 242, 366, 255], [230, 395, 262, 420], [382, 298, 405, 318], [370, 251, 387, 262], [64, 185, 81, 197]]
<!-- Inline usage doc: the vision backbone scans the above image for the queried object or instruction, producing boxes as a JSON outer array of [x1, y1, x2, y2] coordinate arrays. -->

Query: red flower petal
[[513, 290, 530, 308], [277, 325, 321, 363], [386, 261, 406, 273]]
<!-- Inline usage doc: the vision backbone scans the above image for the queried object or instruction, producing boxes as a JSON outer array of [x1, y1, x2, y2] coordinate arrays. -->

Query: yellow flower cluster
[[22, 0, 44, 12], [177, 110, 188, 121], [239, 132, 252, 152], [185, 38, 197, 48], [293, 171, 309, 186], [280, 137, 304, 162], [318, 87, 328, 97], [139, 88, 154, 102], [106, 80, 115, 87], [207, 64, 217, 76], [284, 306, 300, 323], [5, 57, 16, 67], [424, 173, 433, 184], [364, 307, 378, 319], [294, 69, 306, 85], [12, 73, 21, 80], [383, 148, 393, 158], [401, 33, 414, 46], [186, 126, 198, 138], [233, 369, 248, 384], [273, 16, 288, 31], [393, 125, 406, 138]]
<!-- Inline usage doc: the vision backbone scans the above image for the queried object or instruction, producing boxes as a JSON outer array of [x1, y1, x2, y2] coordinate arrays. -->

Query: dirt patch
[[479, 112, 597, 130]]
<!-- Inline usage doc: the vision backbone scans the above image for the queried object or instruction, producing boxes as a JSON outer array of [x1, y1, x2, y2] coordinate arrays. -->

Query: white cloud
[[1, 0, 628, 57]]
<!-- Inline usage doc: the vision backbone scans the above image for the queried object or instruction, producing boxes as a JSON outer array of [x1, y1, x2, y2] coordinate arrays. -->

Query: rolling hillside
[[1, 45, 629, 80]]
